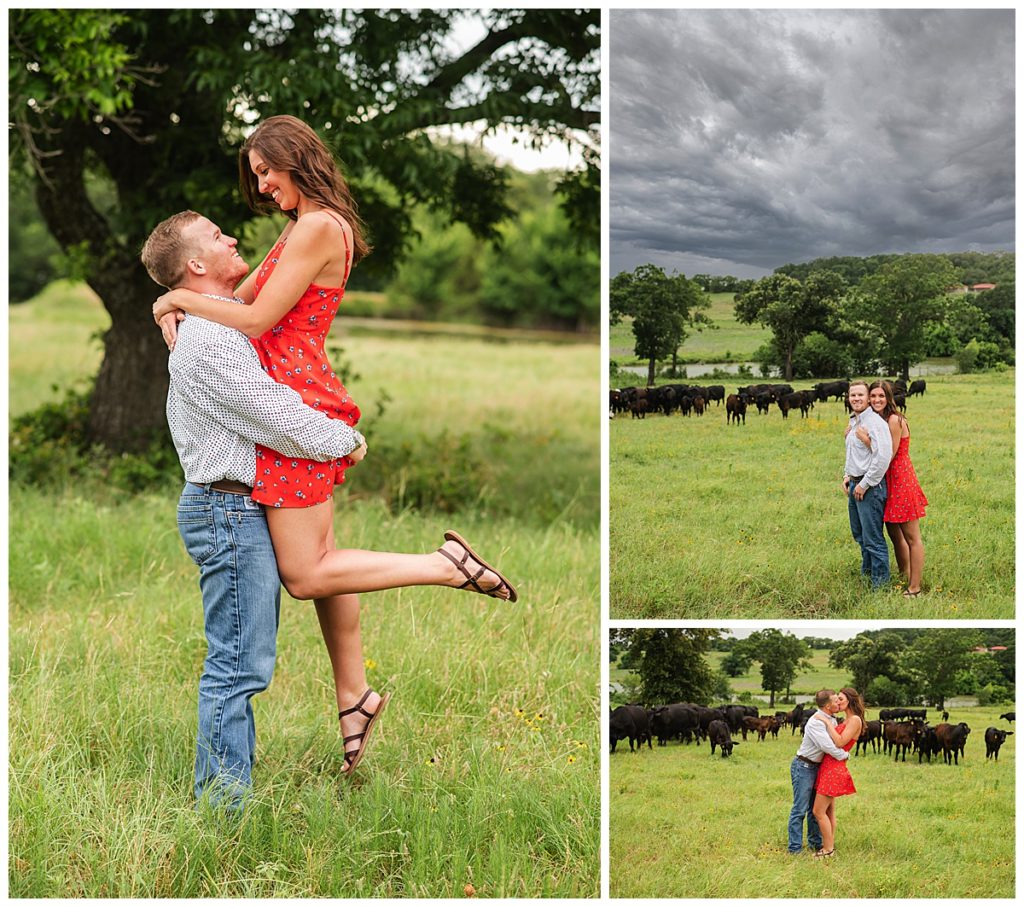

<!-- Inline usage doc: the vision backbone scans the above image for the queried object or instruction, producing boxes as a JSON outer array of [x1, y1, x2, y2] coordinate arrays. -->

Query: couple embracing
[[843, 380, 929, 595], [141, 115, 517, 811], [788, 688, 865, 858]]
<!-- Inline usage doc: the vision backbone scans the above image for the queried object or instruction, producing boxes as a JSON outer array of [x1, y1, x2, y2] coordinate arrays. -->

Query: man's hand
[[348, 441, 367, 464], [842, 476, 850, 495], [853, 483, 867, 501]]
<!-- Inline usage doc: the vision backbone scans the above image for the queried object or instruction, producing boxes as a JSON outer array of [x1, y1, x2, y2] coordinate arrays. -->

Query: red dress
[[249, 217, 361, 508], [816, 722, 856, 797], [884, 435, 928, 524]]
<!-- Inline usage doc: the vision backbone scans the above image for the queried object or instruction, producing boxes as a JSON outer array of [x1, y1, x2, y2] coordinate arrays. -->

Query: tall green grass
[[610, 705, 1014, 898], [610, 372, 1014, 618], [9, 283, 600, 896]]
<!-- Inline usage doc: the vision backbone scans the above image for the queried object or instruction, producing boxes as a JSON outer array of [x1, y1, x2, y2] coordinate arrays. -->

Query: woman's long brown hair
[[868, 379, 906, 428], [239, 115, 371, 264], [840, 687, 866, 726]]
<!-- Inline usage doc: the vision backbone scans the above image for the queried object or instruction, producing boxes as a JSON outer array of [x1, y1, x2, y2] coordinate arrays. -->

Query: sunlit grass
[[610, 704, 1014, 898], [610, 372, 1014, 618]]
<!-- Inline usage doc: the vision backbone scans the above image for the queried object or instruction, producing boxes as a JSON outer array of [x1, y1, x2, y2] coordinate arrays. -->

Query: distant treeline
[[694, 251, 1014, 297], [775, 251, 1015, 289]]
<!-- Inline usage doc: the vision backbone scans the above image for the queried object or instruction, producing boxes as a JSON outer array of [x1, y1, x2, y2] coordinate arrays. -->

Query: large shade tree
[[9, 8, 600, 449], [609, 264, 709, 386], [734, 270, 846, 381], [850, 254, 960, 381]]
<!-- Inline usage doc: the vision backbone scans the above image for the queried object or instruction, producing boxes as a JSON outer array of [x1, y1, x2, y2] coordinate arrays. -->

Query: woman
[[152, 116, 516, 774], [810, 687, 864, 858], [855, 380, 928, 596]]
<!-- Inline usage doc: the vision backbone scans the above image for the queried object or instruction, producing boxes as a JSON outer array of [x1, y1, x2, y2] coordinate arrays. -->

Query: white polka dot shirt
[[166, 313, 364, 485]]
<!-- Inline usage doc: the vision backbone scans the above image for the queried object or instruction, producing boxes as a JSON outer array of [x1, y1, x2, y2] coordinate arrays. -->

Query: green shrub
[[866, 676, 910, 706]]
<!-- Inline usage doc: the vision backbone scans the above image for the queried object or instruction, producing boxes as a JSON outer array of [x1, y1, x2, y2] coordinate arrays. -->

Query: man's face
[[848, 385, 869, 413], [182, 216, 248, 285]]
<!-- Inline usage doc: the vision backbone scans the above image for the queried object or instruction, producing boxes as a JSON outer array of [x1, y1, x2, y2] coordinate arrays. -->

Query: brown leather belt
[[209, 480, 253, 495], [796, 754, 821, 766]]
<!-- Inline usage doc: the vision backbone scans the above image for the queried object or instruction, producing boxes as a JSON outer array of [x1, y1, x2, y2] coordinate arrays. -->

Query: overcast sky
[[610, 9, 1015, 278]]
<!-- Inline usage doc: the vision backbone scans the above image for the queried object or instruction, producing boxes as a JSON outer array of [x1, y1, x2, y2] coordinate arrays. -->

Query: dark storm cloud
[[610, 9, 1015, 277]]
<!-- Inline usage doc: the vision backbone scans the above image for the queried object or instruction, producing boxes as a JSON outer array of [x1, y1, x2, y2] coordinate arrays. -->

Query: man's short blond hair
[[140, 210, 202, 288]]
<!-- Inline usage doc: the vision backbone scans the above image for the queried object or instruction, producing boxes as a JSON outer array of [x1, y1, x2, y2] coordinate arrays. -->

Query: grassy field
[[609, 704, 1015, 898], [610, 371, 1014, 618], [611, 293, 770, 364], [9, 283, 600, 896]]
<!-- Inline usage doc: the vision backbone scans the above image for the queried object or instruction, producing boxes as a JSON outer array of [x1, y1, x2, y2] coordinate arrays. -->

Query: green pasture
[[610, 372, 1014, 618], [610, 705, 1015, 898], [611, 293, 770, 364], [9, 283, 600, 896], [611, 650, 847, 705], [706, 650, 848, 697]]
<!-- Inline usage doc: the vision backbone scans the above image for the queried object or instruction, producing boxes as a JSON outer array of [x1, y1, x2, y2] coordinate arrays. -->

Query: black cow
[[707, 719, 738, 758], [609, 705, 652, 753], [814, 380, 849, 402], [706, 385, 726, 407], [999, 712, 1015, 723], [935, 722, 971, 765], [942, 710, 949, 722], [907, 380, 926, 397], [726, 393, 747, 425], [855, 719, 882, 755], [754, 392, 773, 415], [650, 704, 699, 745], [917, 725, 940, 763], [985, 727, 1013, 760], [630, 398, 648, 419]]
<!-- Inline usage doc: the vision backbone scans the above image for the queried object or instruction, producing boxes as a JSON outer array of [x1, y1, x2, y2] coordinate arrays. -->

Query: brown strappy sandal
[[339, 688, 391, 776], [438, 529, 518, 603]]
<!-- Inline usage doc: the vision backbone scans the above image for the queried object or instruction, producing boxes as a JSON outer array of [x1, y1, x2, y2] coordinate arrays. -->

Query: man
[[842, 381, 893, 589], [140, 210, 366, 810], [788, 690, 849, 854]]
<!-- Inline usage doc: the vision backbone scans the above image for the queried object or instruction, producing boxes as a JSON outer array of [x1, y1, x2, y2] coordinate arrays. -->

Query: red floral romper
[[249, 213, 361, 508]]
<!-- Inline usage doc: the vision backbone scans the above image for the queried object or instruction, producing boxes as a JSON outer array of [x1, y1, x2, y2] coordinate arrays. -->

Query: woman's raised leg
[[264, 500, 512, 602]]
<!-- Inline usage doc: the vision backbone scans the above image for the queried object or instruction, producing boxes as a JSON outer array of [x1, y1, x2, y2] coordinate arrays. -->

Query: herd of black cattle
[[610, 378, 928, 424], [610, 701, 1014, 763]]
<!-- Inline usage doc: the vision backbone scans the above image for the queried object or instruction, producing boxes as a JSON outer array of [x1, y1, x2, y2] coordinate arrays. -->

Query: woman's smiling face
[[869, 387, 887, 412], [249, 149, 301, 211]]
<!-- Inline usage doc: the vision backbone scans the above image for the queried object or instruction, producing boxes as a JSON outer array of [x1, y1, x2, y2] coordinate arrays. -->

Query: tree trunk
[[900, 359, 911, 382], [33, 126, 171, 451], [769, 689, 776, 708], [86, 274, 173, 450], [647, 357, 657, 387], [784, 347, 794, 381]]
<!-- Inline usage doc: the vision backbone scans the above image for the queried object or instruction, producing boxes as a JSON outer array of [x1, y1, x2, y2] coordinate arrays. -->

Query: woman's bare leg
[[307, 521, 382, 771], [900, 520, 925, 593], [265, 501, 510, 602], [826, 799, 837, 851], [812, 793, 835, 852], [886, 522, 909, 579]]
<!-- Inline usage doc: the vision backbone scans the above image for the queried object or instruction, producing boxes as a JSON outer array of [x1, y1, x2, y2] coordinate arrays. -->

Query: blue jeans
[[788, 757, 823, 852], [177, 483, 281, 809], [848, 481, 889, 588]]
